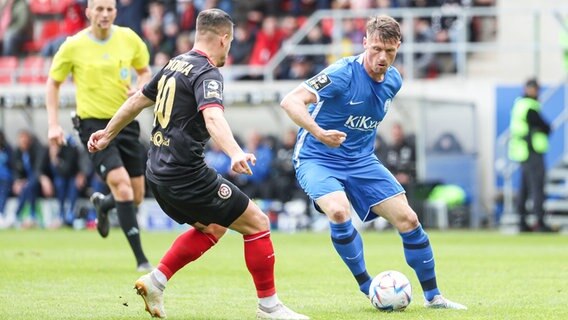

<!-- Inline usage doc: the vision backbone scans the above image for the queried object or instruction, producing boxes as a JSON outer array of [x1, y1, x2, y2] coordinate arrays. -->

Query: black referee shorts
[[147, 170, 250, 227], [78, 118, 146, 181]]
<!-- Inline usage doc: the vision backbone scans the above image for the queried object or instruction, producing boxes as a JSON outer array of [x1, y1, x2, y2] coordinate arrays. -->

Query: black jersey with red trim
[[142, 50, 224, 185]]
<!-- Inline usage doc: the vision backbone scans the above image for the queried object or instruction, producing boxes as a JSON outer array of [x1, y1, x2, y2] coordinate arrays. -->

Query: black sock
[[101, 194, 116, 212], [115, 201, 148, 265]]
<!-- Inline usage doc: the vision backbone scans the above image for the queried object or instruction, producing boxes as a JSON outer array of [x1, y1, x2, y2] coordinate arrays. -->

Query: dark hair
[[366, 15, 401, 43], [525, 77, 539, 89], [196, 8, 233, 36]]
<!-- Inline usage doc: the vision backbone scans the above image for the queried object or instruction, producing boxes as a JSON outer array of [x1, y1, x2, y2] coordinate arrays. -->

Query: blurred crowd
[[1, 0, 496, 80], [0, 123, 433, 230]]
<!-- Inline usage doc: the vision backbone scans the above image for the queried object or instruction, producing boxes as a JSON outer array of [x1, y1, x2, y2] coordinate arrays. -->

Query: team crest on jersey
[[204, 79, 222, 99], [120, 67, 128, 80], [218, 183, 232, 199], [306, 73, 332, 91], [384, 99, 392, 113]]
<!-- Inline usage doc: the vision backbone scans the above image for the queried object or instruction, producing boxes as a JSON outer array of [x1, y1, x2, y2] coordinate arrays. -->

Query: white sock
[[259, 293, 280, 308], [151, 269, 168, 288]]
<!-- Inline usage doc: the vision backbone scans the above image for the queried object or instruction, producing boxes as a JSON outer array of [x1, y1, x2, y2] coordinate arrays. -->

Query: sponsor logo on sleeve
[[204, 79, 223, 99], [306, 73, 332, 91]]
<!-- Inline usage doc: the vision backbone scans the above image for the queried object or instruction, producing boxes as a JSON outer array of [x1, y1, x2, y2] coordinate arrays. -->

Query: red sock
[[157, 228, 217, 279], [244, 230, 276, 298]]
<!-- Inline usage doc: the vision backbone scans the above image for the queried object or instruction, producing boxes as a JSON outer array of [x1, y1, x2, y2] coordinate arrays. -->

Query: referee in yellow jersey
[[46, 0, 152, 272]]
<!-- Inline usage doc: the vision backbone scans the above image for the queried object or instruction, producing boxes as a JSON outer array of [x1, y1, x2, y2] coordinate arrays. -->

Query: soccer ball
[[369, 270, 412, 312]]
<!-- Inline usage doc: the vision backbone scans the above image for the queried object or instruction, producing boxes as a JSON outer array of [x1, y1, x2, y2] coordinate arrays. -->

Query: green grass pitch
[[1, 229, 567, 319]]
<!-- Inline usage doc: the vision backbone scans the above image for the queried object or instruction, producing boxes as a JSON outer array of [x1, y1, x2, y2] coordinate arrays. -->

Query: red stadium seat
[[23, 20, 62, 53], [29, 0, 73, 15], [18, 56, 49, 84], [0, 56, 18, 84]]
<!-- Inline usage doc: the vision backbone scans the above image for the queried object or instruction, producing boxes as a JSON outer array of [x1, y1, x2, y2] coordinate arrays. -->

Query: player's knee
[[398, 211, 420, 232], [253, 211, 270, 230], [325, 206, 351, 223], [202, 224, 227, 240]]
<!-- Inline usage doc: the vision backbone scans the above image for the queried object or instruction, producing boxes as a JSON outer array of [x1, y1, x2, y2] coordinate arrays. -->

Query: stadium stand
[[0, 56, 18, 84]]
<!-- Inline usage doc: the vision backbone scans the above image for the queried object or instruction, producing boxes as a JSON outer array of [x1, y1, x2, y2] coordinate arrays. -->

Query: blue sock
[[330, 220, 372, 295], [400, 224, 440, 301]]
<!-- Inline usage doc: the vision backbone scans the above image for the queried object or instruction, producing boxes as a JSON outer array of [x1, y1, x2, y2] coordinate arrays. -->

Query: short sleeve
[[194, 69, 224, 111], [141, 67, 165, 101], [302, 59, 351, 103], [48, 38, 73, 82], [128, 28, 150, 70]]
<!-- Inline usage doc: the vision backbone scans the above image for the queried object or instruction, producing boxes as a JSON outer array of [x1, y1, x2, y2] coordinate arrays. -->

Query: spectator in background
[[270, 128, 308, 205], [143, 21, 175, 65], [413, 18, 438, 78], [249, 16, 284, 68], [279, 55, 315, 80], [12, 130, 53, 228], [48, 134, 86, 227], [228, 23, 254, 65], [115, 0, 148, 37], [0, 0, 33, 56], [0, 130, 13, 228], [174, 31, 194, 56], [145, 0, 178, 51], [508, 78, 553, 233], [373, 133, 388, 163], [299, 23, 330, 73], [235, 130, 274, 200], [176, 0, 196, 32], [41, 3, 87, 57], [290, 0, 330, 16], [153, 50, 171, 67], [384, 123, 423, 218], [385, 122, 416, 188], [205, 140, 231, 178]]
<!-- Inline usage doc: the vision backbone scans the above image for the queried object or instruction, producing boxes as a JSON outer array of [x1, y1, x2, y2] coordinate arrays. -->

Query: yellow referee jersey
[[49, 25, 150, 119]]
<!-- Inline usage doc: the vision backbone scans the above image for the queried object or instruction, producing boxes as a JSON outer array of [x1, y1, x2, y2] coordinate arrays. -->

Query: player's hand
[[47, 125, 66, 146], [87, 129, 111, 153], [231, 152, 256, 175], [317, 129, 347, 148], [126, 86, 138, 97]]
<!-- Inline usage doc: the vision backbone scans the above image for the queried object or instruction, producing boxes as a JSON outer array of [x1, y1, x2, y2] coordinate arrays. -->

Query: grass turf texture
[[0, 229, 567, 319]]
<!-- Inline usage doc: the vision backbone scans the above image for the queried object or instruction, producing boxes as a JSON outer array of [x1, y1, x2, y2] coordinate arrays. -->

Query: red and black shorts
[[147, 168, 250, 227]]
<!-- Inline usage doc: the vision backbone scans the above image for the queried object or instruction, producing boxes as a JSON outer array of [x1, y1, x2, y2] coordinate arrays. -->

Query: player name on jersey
[[164, 60, 194, 76]]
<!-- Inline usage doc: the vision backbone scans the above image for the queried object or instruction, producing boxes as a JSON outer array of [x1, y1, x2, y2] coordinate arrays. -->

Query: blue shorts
[[295, 156, 405, 222]]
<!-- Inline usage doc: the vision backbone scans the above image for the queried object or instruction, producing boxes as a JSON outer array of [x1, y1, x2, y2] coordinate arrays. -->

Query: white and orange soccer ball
[[369, 270, 412, 312]]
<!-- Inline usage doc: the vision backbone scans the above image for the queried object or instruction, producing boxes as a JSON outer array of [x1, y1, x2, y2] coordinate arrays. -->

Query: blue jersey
[[293, 54, 402, 166]]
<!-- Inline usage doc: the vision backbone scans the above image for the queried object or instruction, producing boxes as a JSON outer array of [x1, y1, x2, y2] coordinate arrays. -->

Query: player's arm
[[203, 107, 255, 175], [88, 91, 154, 153], [280, 85, 346, 148], [46, 77, 65, 146], [129, 66, 152, 96]]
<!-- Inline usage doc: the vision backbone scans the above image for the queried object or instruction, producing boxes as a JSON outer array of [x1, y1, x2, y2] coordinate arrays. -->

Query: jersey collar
[[191, 49, 216, 67]]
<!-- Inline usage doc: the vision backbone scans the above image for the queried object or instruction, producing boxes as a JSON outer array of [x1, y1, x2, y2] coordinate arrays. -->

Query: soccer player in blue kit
[[280, 15, 467, 310]]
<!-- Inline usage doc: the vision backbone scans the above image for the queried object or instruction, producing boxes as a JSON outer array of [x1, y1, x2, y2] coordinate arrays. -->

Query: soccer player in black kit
[[88, 8, 309, 320]]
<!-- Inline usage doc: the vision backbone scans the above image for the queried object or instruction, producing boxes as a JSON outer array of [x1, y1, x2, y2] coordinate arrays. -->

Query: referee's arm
[[46, 77, 65, 146]]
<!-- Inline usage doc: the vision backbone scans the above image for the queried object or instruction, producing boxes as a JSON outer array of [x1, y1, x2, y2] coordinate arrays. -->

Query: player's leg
[[296, 160, 372, 296], [105, 167, 150, 269], [316, 191, 373, 296], [136, 181, 228, 319], [229, 200, 309, 320], [372, 194, 466, 309], [516, 166, 530, 231], [526, 154, 550, 231]]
